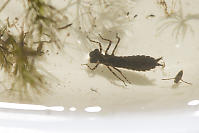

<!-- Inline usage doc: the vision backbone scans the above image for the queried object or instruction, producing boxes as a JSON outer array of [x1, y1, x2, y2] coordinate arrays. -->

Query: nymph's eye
[[93, 49, 99, 53], [89, 49, 99, 57]]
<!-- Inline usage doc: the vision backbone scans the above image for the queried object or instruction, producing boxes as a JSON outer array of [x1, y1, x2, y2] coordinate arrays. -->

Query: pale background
[[0, 0, 199, 132]]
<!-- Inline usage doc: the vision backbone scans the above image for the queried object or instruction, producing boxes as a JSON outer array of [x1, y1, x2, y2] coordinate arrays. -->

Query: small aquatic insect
[[83, 34, 163, 86], [127, 12, 130, 16], [90, 88, 98, 93], [162, 70, 192, 85], [134, 14, 138, 18], [146, 14, 155, 19]]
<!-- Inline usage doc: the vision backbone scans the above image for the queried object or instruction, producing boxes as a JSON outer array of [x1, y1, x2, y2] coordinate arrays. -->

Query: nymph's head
[[89, 49, 101, 63]]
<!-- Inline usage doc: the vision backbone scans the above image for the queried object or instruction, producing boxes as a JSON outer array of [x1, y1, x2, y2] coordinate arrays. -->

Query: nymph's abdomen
[[102, 55, 162, 71]]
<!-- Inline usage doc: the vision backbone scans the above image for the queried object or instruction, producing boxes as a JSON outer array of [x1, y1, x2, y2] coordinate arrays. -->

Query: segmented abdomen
[[103, 55, 162, 71]]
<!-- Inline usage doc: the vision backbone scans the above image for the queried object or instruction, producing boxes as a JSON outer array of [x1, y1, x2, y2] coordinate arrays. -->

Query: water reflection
[[188, 100, 199, 106], [0, 102, 64, 111], [69, 107, 77, 112], [84, 106, 102, 113]]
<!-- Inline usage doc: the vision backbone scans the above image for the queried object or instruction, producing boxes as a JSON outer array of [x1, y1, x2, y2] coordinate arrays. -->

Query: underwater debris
[[70, 0, 134, 39], [157, 0, 177, 16], [157, 0, 197, 40]]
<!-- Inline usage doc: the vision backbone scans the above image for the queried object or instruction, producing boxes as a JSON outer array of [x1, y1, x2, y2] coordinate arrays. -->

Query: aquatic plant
[[0, 23, 52, 100], [157, 0, 199, 40], [157, 0, 177, 17], [0, 0, 10, 13], [0, 0, 71, 100], [67, 0, 135, 46], [23, 0, 71, 50], [0, 0, 136, 100]]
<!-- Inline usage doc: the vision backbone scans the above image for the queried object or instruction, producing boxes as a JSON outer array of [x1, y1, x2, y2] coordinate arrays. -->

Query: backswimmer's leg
[[180, 79, 192, 85], [162, 78, 175, 80]]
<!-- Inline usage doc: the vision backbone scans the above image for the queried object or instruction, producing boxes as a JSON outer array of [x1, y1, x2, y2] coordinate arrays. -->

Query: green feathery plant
[[0, 0, 71, 100]]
